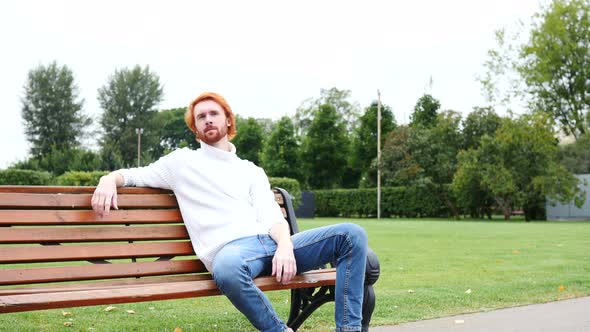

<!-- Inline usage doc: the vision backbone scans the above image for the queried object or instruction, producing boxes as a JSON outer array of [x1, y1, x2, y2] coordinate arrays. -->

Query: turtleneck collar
[[200, 141, 237, 160]]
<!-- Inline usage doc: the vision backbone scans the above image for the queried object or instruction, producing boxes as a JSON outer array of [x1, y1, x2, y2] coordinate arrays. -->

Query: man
[[92, 92, 368, 332]]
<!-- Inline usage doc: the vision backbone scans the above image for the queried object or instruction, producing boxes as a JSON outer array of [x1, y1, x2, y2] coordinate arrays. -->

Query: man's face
[[194, 99, 230, 145]]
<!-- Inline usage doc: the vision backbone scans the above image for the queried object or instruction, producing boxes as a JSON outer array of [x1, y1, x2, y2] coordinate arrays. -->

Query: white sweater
[[119, 142, 287, 271]]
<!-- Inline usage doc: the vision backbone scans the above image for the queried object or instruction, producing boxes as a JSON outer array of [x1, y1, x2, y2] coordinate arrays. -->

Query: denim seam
[[342, 233, 353, 327], [247, 276, 284, 329]]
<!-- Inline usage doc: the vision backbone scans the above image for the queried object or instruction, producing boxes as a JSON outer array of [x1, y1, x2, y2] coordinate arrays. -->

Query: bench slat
[[0, 225, 189, 243], [0, 260, 206, 285], [0, 269, 337, 296], [0, 274, 214, 296], [0, 270, 337, 313], [0, 193, 178, 209], [0, 186, 172, 194], [0, 210, 182, 226], [0, 241, 195, 263]]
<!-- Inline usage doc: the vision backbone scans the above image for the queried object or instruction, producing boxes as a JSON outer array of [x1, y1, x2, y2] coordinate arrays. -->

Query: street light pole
[[377, 90, 382, 219], [135, 128, 143, 167]]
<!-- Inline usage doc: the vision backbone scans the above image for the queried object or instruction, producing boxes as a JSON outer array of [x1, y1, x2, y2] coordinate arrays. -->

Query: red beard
[[198, 125, 228, 145]]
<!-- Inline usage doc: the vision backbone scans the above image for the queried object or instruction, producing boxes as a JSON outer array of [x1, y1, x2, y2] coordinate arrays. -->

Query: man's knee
[[212, 252, 248, 291], [340, 222, 368, 248]]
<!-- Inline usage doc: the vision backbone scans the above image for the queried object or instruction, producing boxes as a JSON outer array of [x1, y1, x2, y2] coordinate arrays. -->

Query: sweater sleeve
[[118, 149, 182, 190], [250, 166, 288, 231]]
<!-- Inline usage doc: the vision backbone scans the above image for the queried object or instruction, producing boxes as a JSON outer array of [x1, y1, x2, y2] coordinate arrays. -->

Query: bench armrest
[[273, 187, 300, 235]]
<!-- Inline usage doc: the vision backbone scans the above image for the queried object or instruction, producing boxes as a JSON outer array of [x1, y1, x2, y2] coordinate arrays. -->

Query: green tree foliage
[[380, 125, 421, 187], [462, 107, 502, 149], [154, 107, 199, 154], [559, 133, 590, 173], [452, 147, 495, 219], [521, 0, 590, 139], [300, 104, 350, 189], [21, 61, 90, 157], [381, 112, 462, 186], [351, 102, 396, 187], [380, 111, 463, 217], [452, 114, 584, 220], [294, 87, 360, 136], [232, 116, 265, 165], [260, 116, 301, 181], [478, 26, 528, 111], [409, 94, 441, 128], [98, 65, 164, 168]]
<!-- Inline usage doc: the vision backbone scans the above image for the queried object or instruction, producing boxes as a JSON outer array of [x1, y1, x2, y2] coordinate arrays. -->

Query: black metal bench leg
[[287, 249, 380, 331], [287, 286, 335, 331]]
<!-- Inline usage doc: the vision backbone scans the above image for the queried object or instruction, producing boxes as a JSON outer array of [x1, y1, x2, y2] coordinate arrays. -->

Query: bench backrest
[[0, 186, 296, 289]]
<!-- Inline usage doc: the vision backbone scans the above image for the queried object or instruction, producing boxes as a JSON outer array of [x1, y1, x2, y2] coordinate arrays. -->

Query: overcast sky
[[0, 0, 546, 169]]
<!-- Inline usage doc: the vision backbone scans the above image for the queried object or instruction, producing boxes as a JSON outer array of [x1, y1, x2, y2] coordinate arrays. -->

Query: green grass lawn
[[2, 218, 590, 331]]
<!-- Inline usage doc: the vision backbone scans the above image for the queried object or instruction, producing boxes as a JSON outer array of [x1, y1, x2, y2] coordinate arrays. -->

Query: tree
[[21, 61, 90, 158], [409, 94, 441, 128], [462, 106, 502, 149], [478, 26, 528, 112], [260, 116, 301, 181], [232, 116, 265, 165], [351, 102, 396, 187], [452, 113, 584, 220], [380, 125, 421, 187], [559, 133, 590, 173], [98, 65, 164, 168], [154, 107, 199, 154], [294, 87, 361, 136], [520, 0, 590, 139], [300, 104, 350, 189]]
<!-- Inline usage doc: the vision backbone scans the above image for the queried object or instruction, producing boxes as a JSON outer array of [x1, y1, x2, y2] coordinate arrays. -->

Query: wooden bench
[[0, 185, 378, 331]]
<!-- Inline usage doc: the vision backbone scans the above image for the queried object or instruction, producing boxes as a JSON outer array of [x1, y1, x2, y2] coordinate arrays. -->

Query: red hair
[[185, 92, 237, 141]]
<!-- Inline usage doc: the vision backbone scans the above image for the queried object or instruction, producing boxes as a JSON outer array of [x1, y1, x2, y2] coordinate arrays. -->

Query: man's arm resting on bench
[[92, 171, 124, 217]]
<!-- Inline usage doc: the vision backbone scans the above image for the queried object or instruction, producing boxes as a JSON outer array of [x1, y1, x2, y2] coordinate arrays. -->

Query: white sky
[[0, 0, 545, 168]]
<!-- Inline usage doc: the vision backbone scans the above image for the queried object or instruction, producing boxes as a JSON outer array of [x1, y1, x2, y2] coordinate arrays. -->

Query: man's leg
[[291, 223, 368, 332], [212, 235, 289, 332]]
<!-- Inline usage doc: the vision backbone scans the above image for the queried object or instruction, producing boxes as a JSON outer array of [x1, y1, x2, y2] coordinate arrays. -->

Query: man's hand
[[269, 222, 297, 283], [91, 172, 123, 217], [272, 240, 297, 284]]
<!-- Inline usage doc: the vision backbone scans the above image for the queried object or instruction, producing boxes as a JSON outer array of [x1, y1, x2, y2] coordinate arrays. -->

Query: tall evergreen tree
[[351, 102, 396, 187], [21, 61, 89, 157], [300, 104, 350, 189], [97, 65, 163, 168], [232, 116, 265, 165], [294, 87, 361, 136], [409, 94, 441, 128], [260, 116, 301, 181]]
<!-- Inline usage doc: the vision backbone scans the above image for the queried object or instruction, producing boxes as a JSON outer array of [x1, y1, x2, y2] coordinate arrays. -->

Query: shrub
[[54, 171, 110, 186], [0, 169, 53, 185]]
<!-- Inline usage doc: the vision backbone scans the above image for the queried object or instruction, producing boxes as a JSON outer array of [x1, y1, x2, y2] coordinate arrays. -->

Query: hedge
[[0, 169, 53, 185], [55, 171, 110, 186], [314, 185, 451, 218], [0, 169, 303, 210]]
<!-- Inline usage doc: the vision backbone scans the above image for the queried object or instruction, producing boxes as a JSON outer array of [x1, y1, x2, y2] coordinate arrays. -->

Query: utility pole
[[135, 128, 143, 167], [377, 90, 382, 219]]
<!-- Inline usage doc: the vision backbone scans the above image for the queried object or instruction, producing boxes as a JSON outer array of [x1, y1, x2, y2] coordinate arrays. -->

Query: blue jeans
[[212, 223, 368, 332]]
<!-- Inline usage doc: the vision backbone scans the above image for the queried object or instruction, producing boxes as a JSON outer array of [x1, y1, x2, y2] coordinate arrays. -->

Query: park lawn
[[2, 218, 589, 331]]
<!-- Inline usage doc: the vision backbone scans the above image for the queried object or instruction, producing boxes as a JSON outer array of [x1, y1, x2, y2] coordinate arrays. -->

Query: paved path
[[371, 296, 590, 332]]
